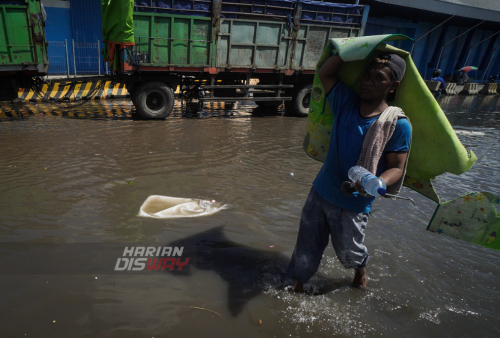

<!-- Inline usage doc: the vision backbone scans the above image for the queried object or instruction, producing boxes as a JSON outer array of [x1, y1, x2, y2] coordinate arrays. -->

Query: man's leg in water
[[325, 203, 370, 288], [287, 188, 331, 292], [353, 267, 366, 287]]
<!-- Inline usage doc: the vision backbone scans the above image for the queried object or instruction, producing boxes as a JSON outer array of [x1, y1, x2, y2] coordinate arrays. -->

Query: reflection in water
[[0, 96, 499, 337], [0, 100, 282, 121]]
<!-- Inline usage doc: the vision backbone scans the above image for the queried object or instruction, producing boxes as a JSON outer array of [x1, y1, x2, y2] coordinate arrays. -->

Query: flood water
[[1, 95, 499, 337]]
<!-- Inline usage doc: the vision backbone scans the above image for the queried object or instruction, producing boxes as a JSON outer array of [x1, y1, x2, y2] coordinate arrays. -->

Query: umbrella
[[459, 66, 478, 73]]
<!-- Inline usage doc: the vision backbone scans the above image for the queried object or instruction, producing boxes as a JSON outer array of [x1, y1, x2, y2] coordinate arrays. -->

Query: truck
[[105, 0, 369, 118], [0, 0, 48, 101]]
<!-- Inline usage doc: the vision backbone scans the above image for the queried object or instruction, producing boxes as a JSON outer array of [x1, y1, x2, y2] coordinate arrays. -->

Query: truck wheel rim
[[302, 95, 310, 109], [146, 92, 164, 111]]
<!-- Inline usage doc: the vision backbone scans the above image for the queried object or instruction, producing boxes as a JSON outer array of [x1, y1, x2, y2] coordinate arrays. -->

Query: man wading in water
[[287, 53, 412, 291]]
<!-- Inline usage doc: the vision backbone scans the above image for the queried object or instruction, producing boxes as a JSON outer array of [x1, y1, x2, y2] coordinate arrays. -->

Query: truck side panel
[[217, 19, 291, 69], [121, 1, 368, 76], [134, 13, 212, 67], [0, 4, 34, 64], [293, 24, 356, 70], [0, 0, 47, 73]]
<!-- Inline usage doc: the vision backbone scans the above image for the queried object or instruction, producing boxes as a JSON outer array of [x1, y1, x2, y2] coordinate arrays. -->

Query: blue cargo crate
[[220, 0, 239, 18], [267, 0, 294, 16], [221, 0, 294, 18], [157, 2, 172, 13], [134, 0, 211, 16], [173, 0, 193, 15], [299, 0, 362, 25], [134, 2, 156, 12], [241, 0, 265, 14]]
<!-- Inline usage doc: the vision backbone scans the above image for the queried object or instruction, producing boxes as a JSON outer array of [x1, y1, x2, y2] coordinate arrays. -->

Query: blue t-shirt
[[431, 77, 446, 89], [313, 81, 412, 214]]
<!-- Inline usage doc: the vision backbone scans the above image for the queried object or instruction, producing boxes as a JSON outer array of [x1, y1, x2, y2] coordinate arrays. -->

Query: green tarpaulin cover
[[101, 0, 135, 71]]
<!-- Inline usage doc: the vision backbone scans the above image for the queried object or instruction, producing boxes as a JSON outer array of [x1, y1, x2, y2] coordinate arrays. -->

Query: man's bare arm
[[379, 152, 408, 186], [318, 55, 344, 94]]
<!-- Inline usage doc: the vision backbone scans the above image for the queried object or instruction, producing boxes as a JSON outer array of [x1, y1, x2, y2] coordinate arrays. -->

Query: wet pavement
[[0, 95, 500, 337]]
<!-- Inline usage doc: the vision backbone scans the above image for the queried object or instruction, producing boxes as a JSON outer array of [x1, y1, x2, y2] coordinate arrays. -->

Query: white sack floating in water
[[139, 195, 227, 219]]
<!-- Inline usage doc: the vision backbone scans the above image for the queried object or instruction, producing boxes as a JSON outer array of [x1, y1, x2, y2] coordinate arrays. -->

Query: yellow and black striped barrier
[[15, 78, 263, 102], [17, 80, 131, 102]]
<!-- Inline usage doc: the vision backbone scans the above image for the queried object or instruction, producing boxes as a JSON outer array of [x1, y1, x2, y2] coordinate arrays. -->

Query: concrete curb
[[479, 83, 499, 95]]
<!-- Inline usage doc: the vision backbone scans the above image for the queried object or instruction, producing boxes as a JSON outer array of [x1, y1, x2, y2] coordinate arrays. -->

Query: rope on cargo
[[127, 47, 142, 74], [286, 14, 297, 30], [29, 79, 105, 110]]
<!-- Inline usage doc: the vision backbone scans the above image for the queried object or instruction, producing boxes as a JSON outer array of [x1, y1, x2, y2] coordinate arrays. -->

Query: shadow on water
[[162, 226, 350, 317], [164, 226, 288, 317]]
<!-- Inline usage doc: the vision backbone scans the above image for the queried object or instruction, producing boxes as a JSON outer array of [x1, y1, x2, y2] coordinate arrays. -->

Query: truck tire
[[134, 81, 174, 119], [285, 84, 312, 116], [126, 84, 137, 104]]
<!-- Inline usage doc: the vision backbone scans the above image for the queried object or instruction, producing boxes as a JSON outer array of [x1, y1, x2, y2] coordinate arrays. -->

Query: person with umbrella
[[460, 66, 478, 72], [456, 66, 477, 85]]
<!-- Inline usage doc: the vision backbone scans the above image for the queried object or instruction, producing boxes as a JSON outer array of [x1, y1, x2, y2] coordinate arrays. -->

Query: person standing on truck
[[287, 53, 412, 291]]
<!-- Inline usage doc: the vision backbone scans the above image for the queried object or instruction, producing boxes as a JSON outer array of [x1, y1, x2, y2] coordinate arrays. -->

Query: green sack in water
[[304, 34, 477, 203]]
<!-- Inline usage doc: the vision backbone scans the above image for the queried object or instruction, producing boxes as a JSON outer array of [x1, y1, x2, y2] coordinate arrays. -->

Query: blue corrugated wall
[[44, 4, 74, 75], [45, 7, 72, 42], [44, 0, 103, 74], [70, 0, 103, 74], [365, 16, 500, 82], [70, 0, 102, 43]]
